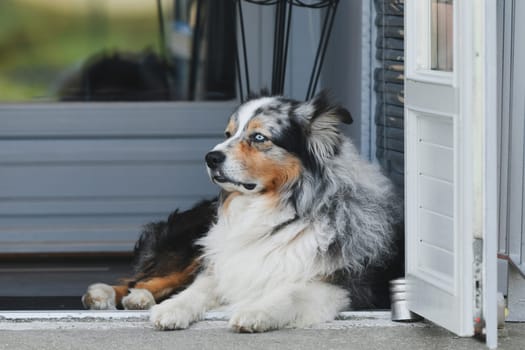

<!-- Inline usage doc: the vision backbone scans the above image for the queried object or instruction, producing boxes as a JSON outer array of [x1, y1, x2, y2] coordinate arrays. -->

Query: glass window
[[431, 0, 453, 72], [0, 0, 236, 102]]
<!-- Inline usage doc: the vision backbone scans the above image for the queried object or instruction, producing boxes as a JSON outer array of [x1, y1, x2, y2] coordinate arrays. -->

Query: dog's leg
[[82, 284, 128, 310], [82, 260, 200, 310], [229, 281, 349, 333], [122, 260, 199, 310], [150, 271, 218, 330]]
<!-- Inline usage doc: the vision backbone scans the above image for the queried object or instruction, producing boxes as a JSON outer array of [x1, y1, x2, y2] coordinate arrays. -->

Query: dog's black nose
[[205, 151, 226, 169]]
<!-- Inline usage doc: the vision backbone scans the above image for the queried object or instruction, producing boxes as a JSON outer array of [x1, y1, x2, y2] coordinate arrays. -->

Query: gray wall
[[323, 1, 366, 156], [498, 0, 525, 321], [0, 102, 228, 253]]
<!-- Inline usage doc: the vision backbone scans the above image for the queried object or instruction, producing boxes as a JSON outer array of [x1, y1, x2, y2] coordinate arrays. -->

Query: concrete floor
[[0, 311, 523, 350]]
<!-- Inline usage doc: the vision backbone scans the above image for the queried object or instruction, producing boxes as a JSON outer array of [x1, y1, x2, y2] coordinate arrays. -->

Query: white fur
[[122, 288, 156, 310], [150, 194, 350, 331], [231, 97, 276, 139], [213, 97, 276, 152], [82, 283, 117, 310], [150, 273, 219, 330]]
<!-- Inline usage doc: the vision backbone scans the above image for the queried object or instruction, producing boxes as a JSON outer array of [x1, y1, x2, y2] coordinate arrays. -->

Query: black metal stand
[[234, 0, 339, 101], [188, 0, 204, 101]]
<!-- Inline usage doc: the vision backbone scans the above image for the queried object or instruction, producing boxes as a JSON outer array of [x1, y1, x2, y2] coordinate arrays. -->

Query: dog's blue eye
[[252, 133, 268, 143]]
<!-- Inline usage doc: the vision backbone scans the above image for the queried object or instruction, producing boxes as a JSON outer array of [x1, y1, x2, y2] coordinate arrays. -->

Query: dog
[[149, 91, 403, 331], [82, 91, 403, 332]]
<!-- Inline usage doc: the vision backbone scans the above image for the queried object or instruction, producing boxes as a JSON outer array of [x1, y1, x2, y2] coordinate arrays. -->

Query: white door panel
[[419, 209, 454, 252], [405, 0, 471, 337], [417, 145, 454, 182], [405, 0, 498, 345]]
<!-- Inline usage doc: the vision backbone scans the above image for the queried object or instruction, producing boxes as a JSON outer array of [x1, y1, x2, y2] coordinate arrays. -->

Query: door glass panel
[[431, 0, 453, 72], [0, 0, 236, 102]]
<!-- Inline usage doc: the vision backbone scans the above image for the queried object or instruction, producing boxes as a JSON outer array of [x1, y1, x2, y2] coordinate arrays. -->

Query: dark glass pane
[[0, 0, 236, 102], [431, 0, 453, 72]]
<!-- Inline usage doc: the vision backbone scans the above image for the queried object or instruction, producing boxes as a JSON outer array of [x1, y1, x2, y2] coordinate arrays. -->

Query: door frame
[[482, 0, 499, 348]]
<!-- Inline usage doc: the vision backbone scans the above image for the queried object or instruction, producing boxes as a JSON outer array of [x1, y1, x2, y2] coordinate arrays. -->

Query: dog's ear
[[296, 91, 353, 161], [308, 90, 353, 125]]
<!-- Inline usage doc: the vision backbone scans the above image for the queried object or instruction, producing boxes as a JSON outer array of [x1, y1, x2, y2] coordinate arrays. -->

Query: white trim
[[456, 0, 476, 337], [482, 0, 499, 348], [405, 0, 457, 87], [403, 104, 455, 119], [408, 70, 454, 86]]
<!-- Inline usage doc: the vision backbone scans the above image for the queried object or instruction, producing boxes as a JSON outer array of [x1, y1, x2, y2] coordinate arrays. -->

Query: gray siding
[[374, 0, 404, 188], [0, 102, 230, 253], [498, 0, 525, 276]]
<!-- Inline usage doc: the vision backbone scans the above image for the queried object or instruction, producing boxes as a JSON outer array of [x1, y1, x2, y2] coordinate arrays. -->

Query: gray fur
[[256, 93, 403, 274]]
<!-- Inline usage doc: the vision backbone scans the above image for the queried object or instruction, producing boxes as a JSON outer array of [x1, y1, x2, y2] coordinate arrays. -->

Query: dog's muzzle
[[205, 150, 257, 191], [205, 151, 226, 170]]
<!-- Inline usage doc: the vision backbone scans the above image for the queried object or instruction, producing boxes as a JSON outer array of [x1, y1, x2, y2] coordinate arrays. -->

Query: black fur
[[272, 117, 319, 174], [309, 91, 353, 124], [130, 199, 217, 283]]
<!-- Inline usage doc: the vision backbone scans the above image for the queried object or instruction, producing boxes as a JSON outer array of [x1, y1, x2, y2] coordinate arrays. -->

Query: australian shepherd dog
[[82, 91, 403, 332]]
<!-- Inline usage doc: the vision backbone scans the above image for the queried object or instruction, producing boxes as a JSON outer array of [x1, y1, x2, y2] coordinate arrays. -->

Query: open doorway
[[0, 0, 405, 311]]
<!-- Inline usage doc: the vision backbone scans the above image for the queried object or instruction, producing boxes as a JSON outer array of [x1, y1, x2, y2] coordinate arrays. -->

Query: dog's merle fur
[[82, 91, 403, 317]]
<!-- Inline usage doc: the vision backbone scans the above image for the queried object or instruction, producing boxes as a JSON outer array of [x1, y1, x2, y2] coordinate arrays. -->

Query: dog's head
[[205, 91, 352, 195]]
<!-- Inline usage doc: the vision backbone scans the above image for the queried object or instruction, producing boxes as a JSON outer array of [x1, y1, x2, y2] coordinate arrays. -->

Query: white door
[[405, 0, 498, 347]]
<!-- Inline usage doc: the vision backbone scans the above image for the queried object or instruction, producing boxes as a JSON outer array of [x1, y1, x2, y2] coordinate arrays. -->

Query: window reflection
[[0, 0, 236, 102], [431, 0, 453, 72]]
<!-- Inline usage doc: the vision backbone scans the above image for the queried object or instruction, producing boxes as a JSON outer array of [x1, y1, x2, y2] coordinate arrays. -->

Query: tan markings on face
[[226, 118, 238, 137], [246, 118, 264, 132], [232, 140, 302, 193]]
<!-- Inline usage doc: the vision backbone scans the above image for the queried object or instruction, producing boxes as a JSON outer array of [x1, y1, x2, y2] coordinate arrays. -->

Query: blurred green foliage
[[0, 0, 162, 102]]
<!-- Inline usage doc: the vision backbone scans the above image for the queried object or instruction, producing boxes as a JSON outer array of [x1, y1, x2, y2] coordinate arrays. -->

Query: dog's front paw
[[150, 300, 194, 330], [122, 288, 156, 310], [229, 309, 277, 333], [81, 283, 117, 310]]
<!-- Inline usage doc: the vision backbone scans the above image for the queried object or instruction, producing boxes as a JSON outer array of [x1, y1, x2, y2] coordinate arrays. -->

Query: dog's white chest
[[200, 196, 321, 303]]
